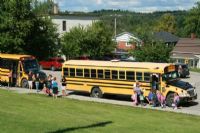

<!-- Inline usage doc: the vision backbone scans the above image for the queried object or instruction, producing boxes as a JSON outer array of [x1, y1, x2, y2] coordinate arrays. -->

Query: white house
[[114, 32, 142, 52], [51, 15, 99, 37]]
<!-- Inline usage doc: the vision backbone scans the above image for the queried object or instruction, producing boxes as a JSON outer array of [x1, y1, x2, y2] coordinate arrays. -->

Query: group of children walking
[[28, 71, 68, 99], [131, 81, 180, 109]]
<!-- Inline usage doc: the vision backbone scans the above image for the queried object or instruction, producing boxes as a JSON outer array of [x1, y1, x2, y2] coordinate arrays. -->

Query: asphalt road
[[43, 70, 200, 116]]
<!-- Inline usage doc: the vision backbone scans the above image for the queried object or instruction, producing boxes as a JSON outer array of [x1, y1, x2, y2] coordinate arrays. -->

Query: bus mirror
[[166, 84, 169, 87]]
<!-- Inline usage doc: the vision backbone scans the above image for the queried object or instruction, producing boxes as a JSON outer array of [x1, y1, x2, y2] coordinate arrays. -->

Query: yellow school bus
[[0, 53, 46, 87], [62, 60, 197, 106]]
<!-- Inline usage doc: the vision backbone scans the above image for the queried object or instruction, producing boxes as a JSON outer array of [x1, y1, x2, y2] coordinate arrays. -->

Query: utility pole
[[114, 15, 117, 38]]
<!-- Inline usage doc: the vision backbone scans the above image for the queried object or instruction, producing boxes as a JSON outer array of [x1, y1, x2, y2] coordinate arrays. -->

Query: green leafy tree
[[131, 42, 172, 62], [61, 21, 115, 59], [32, 0, 54, 15], [85, 22, 115, 58], [184, 2, 200, 37], [154, 13, 176, 33], [0, 0, 33, 53], [0, 0, 59, 60], [61, 26, 85, 59]]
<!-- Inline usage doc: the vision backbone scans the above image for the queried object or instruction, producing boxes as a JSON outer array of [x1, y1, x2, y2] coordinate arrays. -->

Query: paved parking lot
[[43, 70, 200, 116]]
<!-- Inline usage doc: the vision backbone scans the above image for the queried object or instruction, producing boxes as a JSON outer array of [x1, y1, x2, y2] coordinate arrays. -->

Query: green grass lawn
[[0, 89, 200, 133], [190, 68, 200, 73]]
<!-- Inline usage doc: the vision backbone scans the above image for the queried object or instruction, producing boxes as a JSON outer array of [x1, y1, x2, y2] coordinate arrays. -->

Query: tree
[[131, 42, 172, 62], [0, 0, 59, 60], [184, 2, 200, 37], [0, 0, 34, 53], [32, 0, 54, 15], [84, 22, 115, 58], [154, 13, 176, 33], [61, 21, 115, 59], [61, 26, 85, 59]]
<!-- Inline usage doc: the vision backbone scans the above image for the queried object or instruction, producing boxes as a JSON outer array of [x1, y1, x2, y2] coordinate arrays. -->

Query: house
[[171, 34, 200, 68], [51, 15, 99, 37], [154, 31, 179, 46], [114, 32, 142, 52]]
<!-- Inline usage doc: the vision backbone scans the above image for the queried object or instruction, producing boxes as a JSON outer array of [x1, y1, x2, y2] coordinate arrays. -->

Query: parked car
[[39, 57, 65, 71], [175, 63, 190, 78]]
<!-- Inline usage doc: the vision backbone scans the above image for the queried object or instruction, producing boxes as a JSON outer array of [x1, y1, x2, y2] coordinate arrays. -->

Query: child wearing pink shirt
[[173, 93, 180, 109], [160, 93, 166, 108], [131, 90, 138, 106]]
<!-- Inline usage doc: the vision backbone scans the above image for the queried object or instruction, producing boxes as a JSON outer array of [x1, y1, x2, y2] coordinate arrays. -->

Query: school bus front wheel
[[90, 87, 103, 98], [166, 92, 174, 107]]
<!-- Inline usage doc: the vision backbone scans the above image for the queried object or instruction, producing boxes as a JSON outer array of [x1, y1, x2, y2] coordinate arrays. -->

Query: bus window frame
[[69, 68, 75, 77], [76, 68, 83, 77], [84, 68, 90, 78], [97, 69, 104, 79], [105, 69, 111, 79], [119, 70, 126, 80], [136, 71, 143, 81], [126, 71, 135, 81], [111, 70, 118, 80], [91, 69, 97, 78]]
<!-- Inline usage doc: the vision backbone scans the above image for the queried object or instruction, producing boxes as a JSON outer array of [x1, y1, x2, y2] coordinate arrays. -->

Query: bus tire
[[21, 78, 28, 88], [51, 66, 55, 71], [166, 92, 174, 107], [91, 87, 103, 98]]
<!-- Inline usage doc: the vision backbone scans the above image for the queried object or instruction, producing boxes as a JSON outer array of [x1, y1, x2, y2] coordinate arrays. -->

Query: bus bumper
[[180, 94, 197, 102]]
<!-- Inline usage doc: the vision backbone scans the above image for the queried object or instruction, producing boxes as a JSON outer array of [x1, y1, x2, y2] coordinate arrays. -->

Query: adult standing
[[28, 71, 33, 93], [35, 73, 40, 93]]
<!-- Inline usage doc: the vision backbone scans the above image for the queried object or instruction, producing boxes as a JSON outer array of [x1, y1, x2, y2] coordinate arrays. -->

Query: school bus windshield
[[162, 71, 179, 81], [22, 59, 39, 73]]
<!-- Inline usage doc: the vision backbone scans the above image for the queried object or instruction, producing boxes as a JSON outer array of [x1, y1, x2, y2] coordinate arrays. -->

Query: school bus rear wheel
[[91, 87, 103, 98]]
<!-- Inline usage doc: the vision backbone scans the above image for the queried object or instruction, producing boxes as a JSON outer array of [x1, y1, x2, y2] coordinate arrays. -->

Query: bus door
[[11, 60, 18, 86], [17, 61, 23, 86]]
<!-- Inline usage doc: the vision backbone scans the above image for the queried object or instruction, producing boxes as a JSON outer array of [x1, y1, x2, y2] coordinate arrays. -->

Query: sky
[[53, 0, 199, 13]]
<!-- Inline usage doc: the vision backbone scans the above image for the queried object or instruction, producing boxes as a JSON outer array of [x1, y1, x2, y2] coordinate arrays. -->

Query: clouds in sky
[[54, 0, 198, 12]]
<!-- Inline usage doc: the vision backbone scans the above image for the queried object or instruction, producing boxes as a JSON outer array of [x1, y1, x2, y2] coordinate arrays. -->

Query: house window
[[62, 21, 66, 31], [126, 42, 131, 46]]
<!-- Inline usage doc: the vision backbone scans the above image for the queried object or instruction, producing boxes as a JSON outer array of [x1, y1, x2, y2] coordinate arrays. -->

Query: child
[[147, 89, 153, 105], [131, 90, 138, 106], [61, 76, 68, 97], [173, 93, 180, 109], [139, 91, 145, 106], [156, 90, 162, 106], [52, 77, 58, 99], [160, 93, 166, 108], [152, 90, 158, 107]]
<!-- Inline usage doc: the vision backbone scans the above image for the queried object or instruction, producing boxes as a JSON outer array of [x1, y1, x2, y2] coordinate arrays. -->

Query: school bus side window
[[126, 71, 135, 81], [76, 68, 83, 77], [144, 72, 150, 81], [136, 72, 143, 81], [1, 59, 12, 69], [98, 69, 103, 79], [91, 69, 96, 78], [69, 68, 75, 77], [63, 68, 68, 76], [119, 71, 125, 80], [105, 70, 110, 79], [84, 69, 90, 78], [112, 70, 118, 79]]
